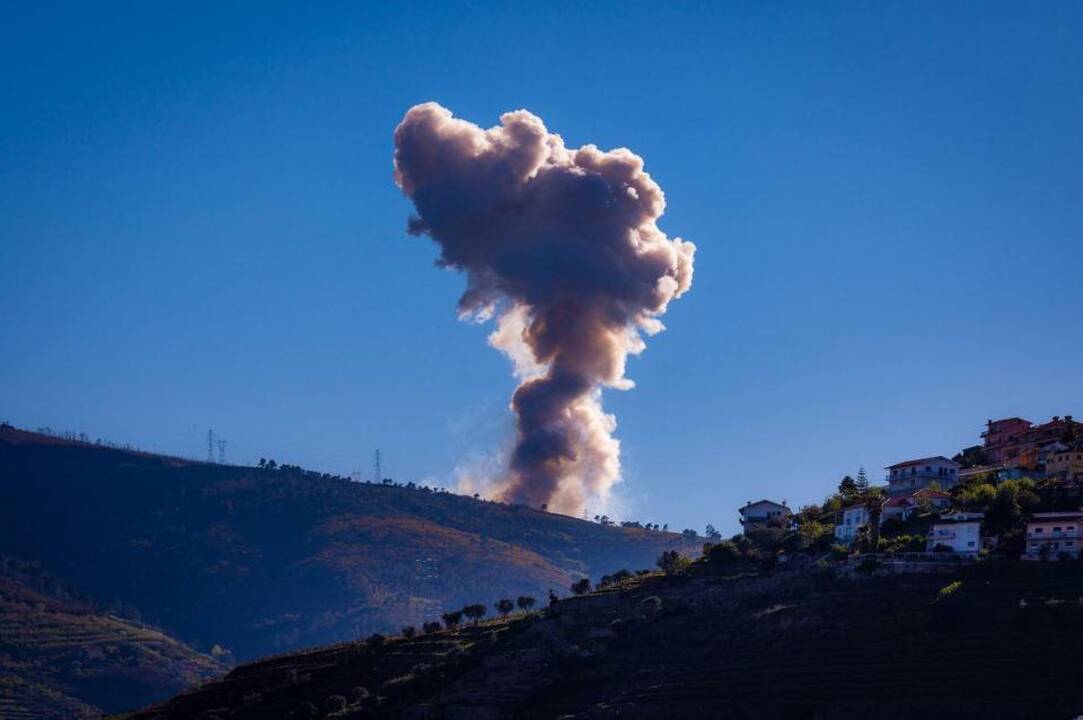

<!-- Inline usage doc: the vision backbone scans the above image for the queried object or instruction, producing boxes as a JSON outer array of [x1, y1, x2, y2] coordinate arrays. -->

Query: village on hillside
[[738, 414, 1083, 564]]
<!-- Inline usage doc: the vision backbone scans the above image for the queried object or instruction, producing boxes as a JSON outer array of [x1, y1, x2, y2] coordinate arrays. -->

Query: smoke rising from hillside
[[393, 103, 695, 515]]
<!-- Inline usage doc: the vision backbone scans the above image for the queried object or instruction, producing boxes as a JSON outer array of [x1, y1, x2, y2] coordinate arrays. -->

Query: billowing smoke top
[[393, 102, 695, 515]]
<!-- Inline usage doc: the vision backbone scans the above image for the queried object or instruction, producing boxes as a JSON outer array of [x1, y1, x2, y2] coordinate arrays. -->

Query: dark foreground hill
[[0, 557, 223, 720], [128, 561, 1083, 720], [0, 427, 698, 665]]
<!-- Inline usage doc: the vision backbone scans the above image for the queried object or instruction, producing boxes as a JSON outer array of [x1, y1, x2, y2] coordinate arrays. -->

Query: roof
[[912, 488, 952, 499], [1028, 512, 1083, 521], [738, 499, 789, 514], [886, 456, 960, 470], [935, 512, 984, 524]]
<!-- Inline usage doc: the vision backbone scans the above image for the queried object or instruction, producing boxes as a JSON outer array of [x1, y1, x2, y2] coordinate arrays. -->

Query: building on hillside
[[881, 489, 952, 524], [834, 504, 870, 545], [957, 465, 999, 484], [926, 512, 985, 554], [1022, 512, 1083, 560], [1045, 443, 1083, 484], [886, 456, 961, 496], [980, 415, 1082, 469], [737, 499, 791, 535]]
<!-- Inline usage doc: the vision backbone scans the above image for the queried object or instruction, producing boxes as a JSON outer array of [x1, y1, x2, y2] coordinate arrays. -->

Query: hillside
[[0, 426, 700, 668], [0, 557, 223, 720], [127, 561, 1083, 719]]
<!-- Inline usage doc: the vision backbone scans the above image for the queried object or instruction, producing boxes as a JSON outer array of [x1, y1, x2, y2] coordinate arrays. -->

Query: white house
[[1022, 511, 1083, 560], [886, 456, 961, 496], [738, 499, 791, 535], [834, 504, 870, 544], [926, 512, 984, 554]]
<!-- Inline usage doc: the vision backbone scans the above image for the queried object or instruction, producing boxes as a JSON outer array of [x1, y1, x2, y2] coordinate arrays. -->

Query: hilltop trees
[[495, 598, 514, 617], [462, 603, 487, 625], [516, 595, 536, 612], [441, 610, 463, 630], [422, 621, 441, 634], [571, 578, 591, 595]]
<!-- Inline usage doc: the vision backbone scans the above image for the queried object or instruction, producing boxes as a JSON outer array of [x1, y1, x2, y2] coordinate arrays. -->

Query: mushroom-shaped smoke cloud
[[393, 103, 695, 516]]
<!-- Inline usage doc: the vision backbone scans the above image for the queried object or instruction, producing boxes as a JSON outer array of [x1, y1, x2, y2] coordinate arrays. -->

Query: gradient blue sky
[[3, 2, 1081, 534]]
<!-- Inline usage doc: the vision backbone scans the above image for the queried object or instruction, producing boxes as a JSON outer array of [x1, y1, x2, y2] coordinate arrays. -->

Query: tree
[[838, 475, 858, 500], [705, 524, 722, 540], [441, 610, 463, 630], [516, 595, 536, 612], [681, 528, 698, 539], [985, 483, 1023, 539], [462, 603, 487, 625], [422, 621, 442, 634], [570, 577, 591, 595], [855, 467, 870, 494], [401, 625, 416, 638], [547, 588, 559, 607], [656, 550, 689, 575], [495, 598, 514, 617], [863, 489, 886, 549]]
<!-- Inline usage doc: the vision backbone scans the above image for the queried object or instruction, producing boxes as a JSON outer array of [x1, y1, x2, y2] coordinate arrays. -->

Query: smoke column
[[393, 103, 695, 515]]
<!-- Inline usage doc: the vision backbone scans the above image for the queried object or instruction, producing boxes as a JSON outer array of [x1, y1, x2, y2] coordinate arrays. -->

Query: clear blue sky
[[2, 2, 1081, 534]]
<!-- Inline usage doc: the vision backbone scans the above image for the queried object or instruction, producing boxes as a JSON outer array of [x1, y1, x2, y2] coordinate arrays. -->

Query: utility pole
[[373, 449, 382, 483], [217, 439, 227, 465], [207, 429, 215, 463]]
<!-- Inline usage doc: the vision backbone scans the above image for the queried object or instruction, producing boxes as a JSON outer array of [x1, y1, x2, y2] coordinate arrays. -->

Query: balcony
[[1026, 530, 1082, 540]]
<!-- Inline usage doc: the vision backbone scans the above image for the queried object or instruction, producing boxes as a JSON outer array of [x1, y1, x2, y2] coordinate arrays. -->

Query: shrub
[[367, 633, 386, 648], [936, 580, 963, 602], [637, 595, 662, 617], [401, 625, 416, 638], [495, 598, 514, 617], [516, 595, 536, 612], [570, 577, 591, 595], [422, 621, 442, 634], [441, 610, 463, 629], [325, 695, 347, 713], [856, 557, 880, 575], [352, 686, 371, 703], [656, 550, 690, 575]]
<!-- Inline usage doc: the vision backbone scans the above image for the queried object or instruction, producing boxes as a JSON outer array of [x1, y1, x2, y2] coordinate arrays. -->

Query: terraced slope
[[129, 562, 1083, 720], [0, 558, 223, 719], [0, 426, 700, 662]]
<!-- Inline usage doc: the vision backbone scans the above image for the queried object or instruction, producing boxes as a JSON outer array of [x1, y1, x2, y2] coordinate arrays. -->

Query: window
[[967, 541, 975, 547]]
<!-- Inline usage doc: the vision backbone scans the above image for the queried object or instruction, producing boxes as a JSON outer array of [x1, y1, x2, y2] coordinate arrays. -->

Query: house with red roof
[[881, 488, 952, 524]]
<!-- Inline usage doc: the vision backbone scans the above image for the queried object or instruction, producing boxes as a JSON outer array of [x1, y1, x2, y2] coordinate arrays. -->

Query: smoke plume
[[393, 103, 695, 515]]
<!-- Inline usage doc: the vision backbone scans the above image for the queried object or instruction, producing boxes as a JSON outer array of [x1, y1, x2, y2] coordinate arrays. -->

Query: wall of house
[[926, 522, 981, 554], [1023, 518, 1083, 560]]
